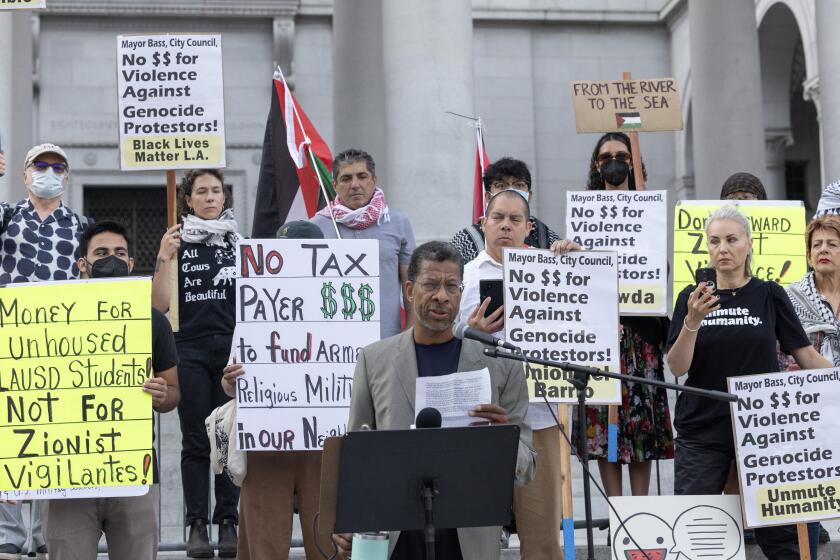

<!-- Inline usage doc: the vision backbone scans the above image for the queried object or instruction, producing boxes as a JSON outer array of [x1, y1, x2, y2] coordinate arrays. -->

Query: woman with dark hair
[[153, 169, 240, 558], [583, 132, 674, 499]]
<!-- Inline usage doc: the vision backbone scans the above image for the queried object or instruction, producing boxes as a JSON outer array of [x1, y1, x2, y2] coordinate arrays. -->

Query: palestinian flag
[[473, 124, 490, 223], [615, 112, 642, 130], [251, 68, 335, 238]]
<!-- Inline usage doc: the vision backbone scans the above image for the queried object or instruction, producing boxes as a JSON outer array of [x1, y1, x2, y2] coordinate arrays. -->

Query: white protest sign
[[0, 0, 46, 9], [503, 248, 620, 404], [415, 368, 492, 427], [117, 34, 225, 170], [609, 495, 745, 560], [233, 239, 380, 451], [566, 190, 668, 316], [2, 485, 148, 502], [729, 368, 840, 527]]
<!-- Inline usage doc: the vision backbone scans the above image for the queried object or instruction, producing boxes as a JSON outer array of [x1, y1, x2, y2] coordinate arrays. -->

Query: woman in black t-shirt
[[666, 205, 828, 559], [152, 169, 241, 558]]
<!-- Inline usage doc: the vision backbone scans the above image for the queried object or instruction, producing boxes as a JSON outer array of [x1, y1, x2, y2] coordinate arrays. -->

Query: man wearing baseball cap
[[0, 143, 86, 559]]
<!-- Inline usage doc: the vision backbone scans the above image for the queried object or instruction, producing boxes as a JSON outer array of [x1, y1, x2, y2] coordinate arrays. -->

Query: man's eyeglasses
[[417, 279, 464, 295], [597, 152, 631, 164], [489, 181, 529, 192], [30, 160, 68, 174]]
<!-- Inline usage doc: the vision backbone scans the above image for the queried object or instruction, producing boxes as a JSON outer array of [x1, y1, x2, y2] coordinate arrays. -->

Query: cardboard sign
[[117, 34, 225, 170], [571, 78, 682, 133], [729, 368, 840, 528], [566, 190, 668, 315], [0, 0, 46, 9], [0, 279, 153, 493], [233, 239, 381, 451], [673, 201, 806, 306], [609, 495, 746, 560], [503, 248, 620, 404]]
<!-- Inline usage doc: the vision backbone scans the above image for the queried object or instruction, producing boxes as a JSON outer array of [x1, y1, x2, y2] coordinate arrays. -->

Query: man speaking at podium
[[332, 241, 536, 560]]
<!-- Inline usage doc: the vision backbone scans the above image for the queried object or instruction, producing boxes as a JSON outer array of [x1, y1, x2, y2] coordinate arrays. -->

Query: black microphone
[[415, 407, 442, 428], [452, 321, 519, 352]]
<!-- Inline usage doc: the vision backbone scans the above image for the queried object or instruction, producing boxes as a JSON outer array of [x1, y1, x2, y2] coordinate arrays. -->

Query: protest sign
[[0, 0, 45, 9], [566, 190, 668, 315], [503, 248, 620, 404], [570, 78, 682, 133], [0, 279, 153, 493], [729, 368, 840, 528], [117, 34, 225, 170], [609, 495, 745, 560], [673, 201, 806, 306], [233, 239, 380, 451]]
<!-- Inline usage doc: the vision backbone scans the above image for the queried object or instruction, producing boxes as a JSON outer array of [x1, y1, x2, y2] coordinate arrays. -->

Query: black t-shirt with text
[[151, 307, 179, 482], [666, 278, 809, 434], [176, 239, 236, 341]]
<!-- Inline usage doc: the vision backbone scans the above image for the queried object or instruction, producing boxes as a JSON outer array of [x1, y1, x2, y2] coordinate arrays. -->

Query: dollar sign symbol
[[341, 283, 357, 319], [320, 282, 337, 319], [611, 205, 618, 219], [600, 206, 608, 219], [163, 51, 171, 66], [358, 283, 376, 322], [152, 51, 160, 67]]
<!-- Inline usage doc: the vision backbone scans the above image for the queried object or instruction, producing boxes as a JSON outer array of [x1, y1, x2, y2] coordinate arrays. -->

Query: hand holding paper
[[415, 368, 492, 427]]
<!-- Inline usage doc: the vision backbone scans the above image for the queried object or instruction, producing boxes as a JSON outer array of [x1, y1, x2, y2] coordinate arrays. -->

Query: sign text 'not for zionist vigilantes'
[[0, 279, 154, 492], [117, 33, 225, 171], [233, 239, 381, 452]]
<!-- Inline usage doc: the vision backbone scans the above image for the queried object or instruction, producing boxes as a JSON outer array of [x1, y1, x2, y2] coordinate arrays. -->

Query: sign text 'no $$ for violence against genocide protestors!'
[[729, 368, 840, 528], [233, 239, 381, 452], [565, 190, 668, 316], [0, 279, 153, 493], [117, 34, 225, 171], [673, 201, 806, 306], [0, 0, 46, 9], [570, 77, 683, 133], [504, 248, 620, 404]]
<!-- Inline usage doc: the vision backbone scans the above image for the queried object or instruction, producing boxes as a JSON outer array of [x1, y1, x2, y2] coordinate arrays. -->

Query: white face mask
[[29, 169, 65, 199], [505, 188, 530, 201]]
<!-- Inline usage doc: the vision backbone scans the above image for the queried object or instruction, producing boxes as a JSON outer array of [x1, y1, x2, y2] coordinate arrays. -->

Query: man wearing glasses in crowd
[[0, 143, 86, 559], [451, 157, 561, 265]]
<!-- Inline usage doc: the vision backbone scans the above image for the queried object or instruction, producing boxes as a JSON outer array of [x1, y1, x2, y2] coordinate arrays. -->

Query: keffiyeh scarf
[[814, 180, 840, 219], [786, 272, 840, 367], [317, 188, 390, 230], [182, 208, 241, 247]]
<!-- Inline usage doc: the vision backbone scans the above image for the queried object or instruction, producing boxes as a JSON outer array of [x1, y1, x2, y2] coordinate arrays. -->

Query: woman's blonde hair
[[705, 205, 753, 276]]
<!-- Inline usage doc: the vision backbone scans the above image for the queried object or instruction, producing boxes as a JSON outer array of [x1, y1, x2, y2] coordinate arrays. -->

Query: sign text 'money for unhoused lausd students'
[[673, 201, 806, 306], [0, 279, 153, 492], [117, 34, 225, 170], [503, 248, 620, 404], [729, 368, 840, 528], [233, 239, 381, 451], [570, 78, 683, 133], [566, 190, 668, 315]]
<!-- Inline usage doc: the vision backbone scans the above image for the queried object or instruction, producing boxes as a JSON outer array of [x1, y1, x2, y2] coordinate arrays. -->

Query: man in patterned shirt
[[451, 157, 561, 265], [0, 143, 84, 560]]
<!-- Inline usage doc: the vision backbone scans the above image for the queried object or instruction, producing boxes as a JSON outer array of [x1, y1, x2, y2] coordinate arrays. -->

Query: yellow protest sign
[[0, 0, 46, 10], [673, 201, 806, 306], [0, 279, 153, 492]]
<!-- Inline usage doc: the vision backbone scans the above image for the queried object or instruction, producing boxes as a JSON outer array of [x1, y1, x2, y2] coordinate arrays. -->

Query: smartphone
[[695, 267, 717, 292], [479, 279, 504, 317]]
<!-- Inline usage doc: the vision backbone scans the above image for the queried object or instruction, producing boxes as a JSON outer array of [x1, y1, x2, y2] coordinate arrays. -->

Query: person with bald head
[[457, 189, 579, 559]]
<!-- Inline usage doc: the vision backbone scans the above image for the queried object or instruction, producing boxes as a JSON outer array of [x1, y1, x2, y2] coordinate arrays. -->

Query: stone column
[[816, 0, 840, 185], [0, 12, 35, 201], [381, 0, 474, 240], [689, 0, 766, 199], [332, 0, 387, 168]]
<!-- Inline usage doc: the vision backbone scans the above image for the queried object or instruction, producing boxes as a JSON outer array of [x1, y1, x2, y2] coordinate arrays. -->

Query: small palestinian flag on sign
[[616, 112, 642, 130]]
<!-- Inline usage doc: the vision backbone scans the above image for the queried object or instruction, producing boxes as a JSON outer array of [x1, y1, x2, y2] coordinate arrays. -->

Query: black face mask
[[90, 255, 130, 278], [600, 158, 630, 187]]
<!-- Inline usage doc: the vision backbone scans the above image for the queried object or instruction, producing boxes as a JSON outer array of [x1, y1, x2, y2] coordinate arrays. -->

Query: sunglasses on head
[[31, 160, 68, 174]]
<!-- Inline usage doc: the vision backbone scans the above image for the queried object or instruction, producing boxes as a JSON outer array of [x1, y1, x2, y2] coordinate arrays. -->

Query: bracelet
[[683, 317, 700, 332]]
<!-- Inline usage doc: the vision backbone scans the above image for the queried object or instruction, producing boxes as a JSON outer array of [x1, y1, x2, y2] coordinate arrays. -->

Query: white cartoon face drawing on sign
[[613, 513, 675, 560]]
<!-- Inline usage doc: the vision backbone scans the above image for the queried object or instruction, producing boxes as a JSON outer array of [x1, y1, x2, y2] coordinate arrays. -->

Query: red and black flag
[[251, 68, 334, 237]]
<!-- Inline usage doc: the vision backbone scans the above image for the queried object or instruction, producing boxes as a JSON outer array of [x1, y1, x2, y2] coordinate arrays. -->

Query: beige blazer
[[348, 329, 537, 560]]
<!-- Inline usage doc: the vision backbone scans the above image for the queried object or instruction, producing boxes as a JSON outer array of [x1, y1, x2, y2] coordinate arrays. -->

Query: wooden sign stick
[[166, 170, 180, 332], [559, 404, 576, 560], [623, 71, 646, 191], [796, 523, 811, 560]]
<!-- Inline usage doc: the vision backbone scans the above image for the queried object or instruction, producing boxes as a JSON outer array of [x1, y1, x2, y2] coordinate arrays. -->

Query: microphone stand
[[482, 346, 737, 560]]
